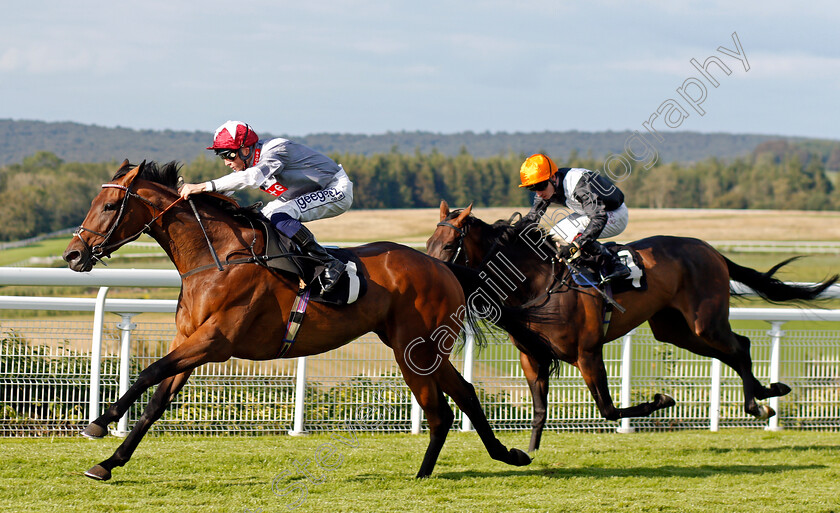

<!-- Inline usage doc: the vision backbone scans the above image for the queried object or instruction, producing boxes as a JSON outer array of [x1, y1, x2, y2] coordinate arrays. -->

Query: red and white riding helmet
[[206, 120, 260, 150]]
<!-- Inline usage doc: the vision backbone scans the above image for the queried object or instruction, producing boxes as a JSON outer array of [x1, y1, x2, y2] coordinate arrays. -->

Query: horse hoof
[[84, 464, 111, 481], [509, 448, 532, 467], [756, 404, 776, 421], [656, 393, 676, 409], [80, 423, 108, 439], [771, 382, 792, 397]]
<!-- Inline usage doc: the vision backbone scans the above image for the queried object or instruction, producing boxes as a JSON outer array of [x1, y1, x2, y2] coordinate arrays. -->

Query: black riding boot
[[291, 225, 346, 292], [591, 241, 631, 284]]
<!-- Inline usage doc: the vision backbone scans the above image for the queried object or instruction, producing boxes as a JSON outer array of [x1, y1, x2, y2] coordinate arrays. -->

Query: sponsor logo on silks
[[295, 188, 346, 211], [260, 177, 288, 197]]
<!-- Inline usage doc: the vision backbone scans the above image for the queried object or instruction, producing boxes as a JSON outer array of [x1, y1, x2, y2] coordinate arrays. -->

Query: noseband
[[73, 182, 183, 265]]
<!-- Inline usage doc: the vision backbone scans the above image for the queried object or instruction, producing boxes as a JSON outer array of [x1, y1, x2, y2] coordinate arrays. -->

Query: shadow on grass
[[697, 444, 840, 454], [429, 463, 827, 481]]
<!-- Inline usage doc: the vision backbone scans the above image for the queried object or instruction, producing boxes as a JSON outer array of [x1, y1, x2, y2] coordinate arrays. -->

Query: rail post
[[460, 327, 475, 432], [288, 356, 308, 436], [617, 330, 635, 434], [89, 286, 109, 424], [766, 321, 785, 432], [710, 359, 722, 432], [410, 394, 421, 434], [114, 312, 136, 437]]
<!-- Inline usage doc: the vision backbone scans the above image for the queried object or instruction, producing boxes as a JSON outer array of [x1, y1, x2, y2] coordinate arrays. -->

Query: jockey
[[180, 120, 353, 292], [519, 153, 631, 284]]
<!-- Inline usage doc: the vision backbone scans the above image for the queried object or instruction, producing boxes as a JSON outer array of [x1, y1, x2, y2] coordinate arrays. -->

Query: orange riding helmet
[[519, 153, 558, 188]]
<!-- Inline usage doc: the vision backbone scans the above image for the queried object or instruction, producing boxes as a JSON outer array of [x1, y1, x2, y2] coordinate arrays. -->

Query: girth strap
[[276, 285, 312, 359], [601, 283, 614, 337]]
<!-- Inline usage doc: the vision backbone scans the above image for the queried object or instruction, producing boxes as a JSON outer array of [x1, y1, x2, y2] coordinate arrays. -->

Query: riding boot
[[291, 225, 346, 292], [590, 241, 631, 284]]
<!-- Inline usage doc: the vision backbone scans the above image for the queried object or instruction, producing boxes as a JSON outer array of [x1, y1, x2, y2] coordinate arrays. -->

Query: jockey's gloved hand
[[556, 242, 581, 261], [521, 212, 539, 225], [576, 237, 598, 256]]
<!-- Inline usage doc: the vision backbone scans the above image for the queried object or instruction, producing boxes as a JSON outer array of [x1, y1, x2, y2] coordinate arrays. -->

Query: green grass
[[0, 237, 73, 267], [1, 430, 838, 512]]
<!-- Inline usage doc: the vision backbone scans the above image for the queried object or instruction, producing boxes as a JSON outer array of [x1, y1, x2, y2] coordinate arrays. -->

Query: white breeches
[[548, 203, 629, 243], [261, 168, 354, 222]]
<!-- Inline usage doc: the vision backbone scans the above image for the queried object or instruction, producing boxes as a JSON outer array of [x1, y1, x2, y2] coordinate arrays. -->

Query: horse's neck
[[473, 223, 556, 296], [148, 200, 257, 275]]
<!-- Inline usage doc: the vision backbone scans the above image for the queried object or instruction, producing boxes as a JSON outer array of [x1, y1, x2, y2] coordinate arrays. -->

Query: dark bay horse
[[63, 162, 533, 481], [427, 201, 837, 452]]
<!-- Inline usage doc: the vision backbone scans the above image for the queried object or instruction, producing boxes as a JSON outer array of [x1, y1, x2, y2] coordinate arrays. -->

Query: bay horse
[[427, 201, 837, 452], [62, 162, 533, 481]]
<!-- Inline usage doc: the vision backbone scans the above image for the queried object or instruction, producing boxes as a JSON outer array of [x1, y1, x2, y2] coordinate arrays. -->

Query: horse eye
[[103, 203, 117, 212]]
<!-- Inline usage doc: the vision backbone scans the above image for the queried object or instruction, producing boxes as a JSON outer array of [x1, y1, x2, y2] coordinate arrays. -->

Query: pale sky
[[3, 1, 839, 140]]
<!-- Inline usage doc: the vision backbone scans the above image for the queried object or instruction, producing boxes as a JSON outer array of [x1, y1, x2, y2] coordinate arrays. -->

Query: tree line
[[0, 146, 837, 241]]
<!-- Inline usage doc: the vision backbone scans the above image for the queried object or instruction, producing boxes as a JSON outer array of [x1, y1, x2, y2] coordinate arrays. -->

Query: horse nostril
[[63, 250, 80, 263]]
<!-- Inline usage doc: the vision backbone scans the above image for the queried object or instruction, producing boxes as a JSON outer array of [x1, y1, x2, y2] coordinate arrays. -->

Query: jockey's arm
[[575, 190, 608, 246], [523, 196, 550, 223]]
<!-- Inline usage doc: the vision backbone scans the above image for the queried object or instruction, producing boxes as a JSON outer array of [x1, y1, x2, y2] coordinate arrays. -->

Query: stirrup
[[599, 266, 631, 285]]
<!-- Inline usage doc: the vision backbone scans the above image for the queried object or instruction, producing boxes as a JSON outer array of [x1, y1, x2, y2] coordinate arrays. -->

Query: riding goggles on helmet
[[215, 149, 239, 161], [525, 180, 550, 192]]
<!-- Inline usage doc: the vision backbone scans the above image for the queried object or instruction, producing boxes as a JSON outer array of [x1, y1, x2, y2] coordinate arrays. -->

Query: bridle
[[436, 219, 470, 266], [73, 180, 184, 265]]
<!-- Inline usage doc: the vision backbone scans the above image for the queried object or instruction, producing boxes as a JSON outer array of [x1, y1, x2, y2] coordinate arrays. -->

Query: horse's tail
[[444, 262, 560, 373], [724, 255, 838, 303]]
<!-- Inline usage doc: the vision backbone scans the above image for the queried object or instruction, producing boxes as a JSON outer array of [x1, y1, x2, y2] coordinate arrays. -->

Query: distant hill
[[0, 118, 826, 167]]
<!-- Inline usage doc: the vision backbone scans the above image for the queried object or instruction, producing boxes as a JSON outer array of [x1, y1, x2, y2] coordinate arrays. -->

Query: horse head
[[426, 200, 480, 265], [63, 160, 181, 272]]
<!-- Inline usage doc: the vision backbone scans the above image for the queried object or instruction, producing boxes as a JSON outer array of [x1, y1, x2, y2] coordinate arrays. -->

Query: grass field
[[1, 430, 838, 513]]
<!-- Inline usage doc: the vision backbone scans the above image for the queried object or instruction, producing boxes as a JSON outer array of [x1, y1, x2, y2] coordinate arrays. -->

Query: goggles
[[215, 149, 239, 161], [525, 180, 550, 192]]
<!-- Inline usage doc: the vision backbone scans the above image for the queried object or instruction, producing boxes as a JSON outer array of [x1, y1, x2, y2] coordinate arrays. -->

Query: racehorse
[[427, 201, 837, 452], [62, 161, 534, 481]]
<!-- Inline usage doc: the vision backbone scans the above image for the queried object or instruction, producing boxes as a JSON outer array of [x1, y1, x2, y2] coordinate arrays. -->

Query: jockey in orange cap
[[520, 153, 630, 284]]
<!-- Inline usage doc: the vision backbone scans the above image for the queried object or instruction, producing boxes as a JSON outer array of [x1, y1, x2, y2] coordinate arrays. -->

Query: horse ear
[[439, 200, 450, 221], [121, 160, 144, 185], [454, 202, 473, 225]]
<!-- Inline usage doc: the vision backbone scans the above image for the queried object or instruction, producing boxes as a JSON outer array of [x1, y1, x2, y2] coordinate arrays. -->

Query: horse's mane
[[112, 160, 181, 189], [113, 160, 250, 215]]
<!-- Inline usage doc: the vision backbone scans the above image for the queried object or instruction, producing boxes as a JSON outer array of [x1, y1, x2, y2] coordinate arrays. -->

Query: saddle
[[255, 216, 366, 306], [569, 243, 646, 294]]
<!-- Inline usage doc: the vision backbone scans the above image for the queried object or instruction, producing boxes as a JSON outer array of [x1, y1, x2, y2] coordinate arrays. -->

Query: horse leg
[[578, 345, 675, 421], [82, 328, 224, 438], [410, 378, 454, 478], [432, 360, 531, 468], [651, 308, 790, 419], [519, 350, 549, 453], [390, 351, 455, 478], [84, 370, 193, 481]]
